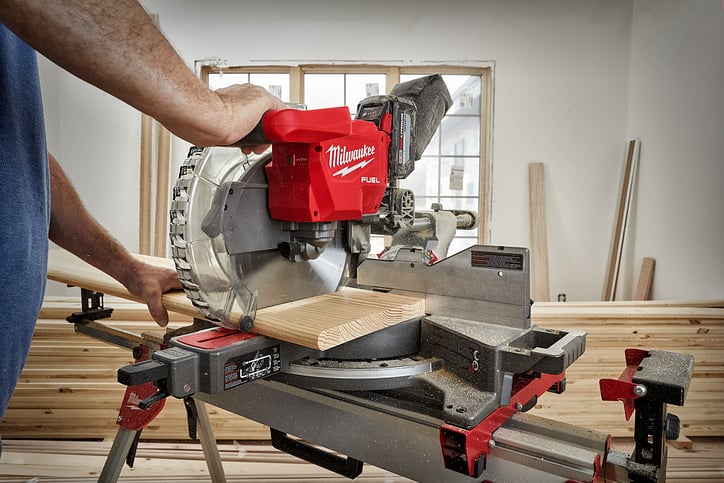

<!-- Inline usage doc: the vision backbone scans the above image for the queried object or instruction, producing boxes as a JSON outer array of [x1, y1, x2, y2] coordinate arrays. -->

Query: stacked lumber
[[0, 438, 720, 481], [0, 439, 414, 481], [529, 300, 724, 437], [1, 297, 722, 441]]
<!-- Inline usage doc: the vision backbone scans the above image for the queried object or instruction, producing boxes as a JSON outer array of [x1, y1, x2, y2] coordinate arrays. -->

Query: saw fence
[[2, 297, 722, 441]]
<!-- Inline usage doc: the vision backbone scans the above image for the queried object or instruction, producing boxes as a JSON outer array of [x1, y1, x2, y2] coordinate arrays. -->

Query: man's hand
[[122, 260, 183, 327], [214, 83, 288, 154]]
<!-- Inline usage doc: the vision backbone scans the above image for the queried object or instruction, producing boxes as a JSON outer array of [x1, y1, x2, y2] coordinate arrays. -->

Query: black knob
[[665, 413, 681, 440]]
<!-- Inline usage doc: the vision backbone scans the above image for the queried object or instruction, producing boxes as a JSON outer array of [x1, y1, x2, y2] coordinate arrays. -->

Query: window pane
[[304, 74, 345, 109], [412, 196, 439, 212], [441, 116, 480, 156], [440, 156, 479, 197], [438, 196, 478, 212], [443, 75, 481, 115], [400, 74, 425, 83], [401, 159, 439, 198], [250, 73, 290, 102], [208, 72, 249, 90], [345, 74, 386, 113]]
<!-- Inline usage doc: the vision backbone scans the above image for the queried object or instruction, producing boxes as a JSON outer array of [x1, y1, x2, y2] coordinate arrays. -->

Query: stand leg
[[98, 427, 137, 483], [194, 398, 226, 483]]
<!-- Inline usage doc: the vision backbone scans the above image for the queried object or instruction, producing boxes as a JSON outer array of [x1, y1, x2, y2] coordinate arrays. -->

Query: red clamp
[[116, 344, 166, 432], [440, 372, 565, 478], [599, 348, 650, 420]]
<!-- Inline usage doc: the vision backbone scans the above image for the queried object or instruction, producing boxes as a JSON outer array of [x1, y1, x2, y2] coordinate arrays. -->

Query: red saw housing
[[264, 107, 391, 222]]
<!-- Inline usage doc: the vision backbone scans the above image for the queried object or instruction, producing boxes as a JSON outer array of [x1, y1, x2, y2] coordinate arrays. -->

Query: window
[[304, 73, 387, 115], [206, 68, 292, 103], [201, 64, 492, 255]]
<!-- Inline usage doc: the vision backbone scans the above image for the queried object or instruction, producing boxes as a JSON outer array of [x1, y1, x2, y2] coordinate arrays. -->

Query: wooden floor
[[0, 438, 721, 482]]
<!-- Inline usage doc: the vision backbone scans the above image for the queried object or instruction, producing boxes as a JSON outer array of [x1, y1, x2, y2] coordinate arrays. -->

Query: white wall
[[622, 0, 724, 300], [40, 0, 723, 301]]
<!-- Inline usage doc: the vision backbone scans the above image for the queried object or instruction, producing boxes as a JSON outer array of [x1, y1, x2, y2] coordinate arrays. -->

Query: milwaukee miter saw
[[113, 75, 693, 482]]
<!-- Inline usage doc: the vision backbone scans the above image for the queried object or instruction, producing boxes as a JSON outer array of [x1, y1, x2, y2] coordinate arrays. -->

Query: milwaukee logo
[[327, 144, 375, 168]]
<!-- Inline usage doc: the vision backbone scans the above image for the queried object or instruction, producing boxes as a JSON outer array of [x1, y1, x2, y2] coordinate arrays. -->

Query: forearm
[[47, 153, 141, 289], [0, 0, 273, 146]]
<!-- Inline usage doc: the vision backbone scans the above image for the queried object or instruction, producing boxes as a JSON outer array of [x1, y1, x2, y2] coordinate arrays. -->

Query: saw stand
[[65, 288, 227, 483]]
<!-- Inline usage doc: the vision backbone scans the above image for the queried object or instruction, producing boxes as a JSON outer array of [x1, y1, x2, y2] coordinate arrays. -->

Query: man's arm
[[0, 0, 286, 147], [48, 153, 182, 327]]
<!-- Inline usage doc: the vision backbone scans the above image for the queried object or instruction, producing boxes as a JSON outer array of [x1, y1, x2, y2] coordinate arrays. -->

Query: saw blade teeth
[[170, 146, 265, 327]]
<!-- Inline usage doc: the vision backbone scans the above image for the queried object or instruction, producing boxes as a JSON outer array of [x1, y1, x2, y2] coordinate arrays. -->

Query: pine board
[[46, 249, 425, 350], [634, 257, 656, 300], [529, 162, 551, 302]]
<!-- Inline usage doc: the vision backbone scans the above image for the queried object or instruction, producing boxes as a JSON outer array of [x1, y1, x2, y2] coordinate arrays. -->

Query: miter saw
[[104, 75, 693, 483]]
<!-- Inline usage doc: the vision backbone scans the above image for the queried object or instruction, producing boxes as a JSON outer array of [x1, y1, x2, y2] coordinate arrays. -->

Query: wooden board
[[138, 113, 153, 256], [152, 123, 171, 257], [634, 257, 656, 300], [46, 249, 425, 351], [529, 162, 551, 302], [603, 139, 640, 301]]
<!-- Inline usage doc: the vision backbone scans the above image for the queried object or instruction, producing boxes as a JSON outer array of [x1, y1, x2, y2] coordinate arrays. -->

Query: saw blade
[[230, 243, 347, 309], [170, 147, 348, 330]]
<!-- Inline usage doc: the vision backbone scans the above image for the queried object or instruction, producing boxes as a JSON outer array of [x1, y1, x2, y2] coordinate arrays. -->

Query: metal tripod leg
[[194, 398, 226, 483], [97, 401, 226, 483], [98, 427, 137, 483]]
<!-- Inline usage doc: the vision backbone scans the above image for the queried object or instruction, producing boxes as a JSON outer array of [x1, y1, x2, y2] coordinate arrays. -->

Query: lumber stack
[[0, 439, 415, 481], [1, 297, 722, 441], [529, 300, 724, 437], [0, 438, 721, 482]]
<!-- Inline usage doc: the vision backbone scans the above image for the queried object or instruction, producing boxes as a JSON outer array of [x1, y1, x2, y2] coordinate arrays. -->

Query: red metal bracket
[[440, 371, 565, 478], [115, 344, 167, 432], [599, 348, 650, 420], [117, 382, 166, 431]]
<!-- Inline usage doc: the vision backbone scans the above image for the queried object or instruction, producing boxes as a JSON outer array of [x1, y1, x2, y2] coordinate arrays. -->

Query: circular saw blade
[[170, 146, 348, 330], [231, 240, 348, 310]]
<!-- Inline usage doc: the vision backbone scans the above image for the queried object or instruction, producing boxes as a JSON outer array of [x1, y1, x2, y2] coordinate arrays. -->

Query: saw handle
[[232, 107, 352, 147], [270, 428, 363, 479]]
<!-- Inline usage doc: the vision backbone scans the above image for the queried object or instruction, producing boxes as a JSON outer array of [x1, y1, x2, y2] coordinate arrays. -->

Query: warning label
[[470, 250, 524, 271], [223, 345, 281, 390]]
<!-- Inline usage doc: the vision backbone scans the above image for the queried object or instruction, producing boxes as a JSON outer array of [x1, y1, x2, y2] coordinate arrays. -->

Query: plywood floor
[[0, 438, 722, 482]]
